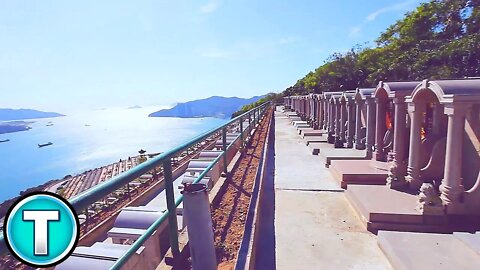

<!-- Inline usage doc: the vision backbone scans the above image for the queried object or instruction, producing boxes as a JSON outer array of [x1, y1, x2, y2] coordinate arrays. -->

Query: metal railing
[[0, 102, 269, 269]]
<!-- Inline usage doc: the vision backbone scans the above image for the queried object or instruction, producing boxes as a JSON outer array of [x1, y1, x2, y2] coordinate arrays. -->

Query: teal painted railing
[[0, 102, 269, 269]]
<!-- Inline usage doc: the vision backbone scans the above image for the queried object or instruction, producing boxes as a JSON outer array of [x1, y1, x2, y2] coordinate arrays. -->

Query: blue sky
[[0, 0, 424, 113]]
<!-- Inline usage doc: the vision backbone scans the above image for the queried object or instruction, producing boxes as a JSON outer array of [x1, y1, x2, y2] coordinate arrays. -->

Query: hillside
[[0, 108, 64, 121], [0, 121, 32, 134], [282, 0, 480, 97], [149, 96, 264, 119]]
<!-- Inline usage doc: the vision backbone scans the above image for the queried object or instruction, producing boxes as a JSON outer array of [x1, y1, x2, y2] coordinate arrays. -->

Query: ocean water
[[0, 107, 227, 202]]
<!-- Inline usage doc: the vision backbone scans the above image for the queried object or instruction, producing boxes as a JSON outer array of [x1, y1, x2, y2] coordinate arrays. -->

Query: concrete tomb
[[318, 89, 370, 167], [330, 81, 419, 188], [347, 79, 480, 232]]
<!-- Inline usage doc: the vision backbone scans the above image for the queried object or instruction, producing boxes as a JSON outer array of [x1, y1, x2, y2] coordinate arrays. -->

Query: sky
[[0, 0, 425, 113]]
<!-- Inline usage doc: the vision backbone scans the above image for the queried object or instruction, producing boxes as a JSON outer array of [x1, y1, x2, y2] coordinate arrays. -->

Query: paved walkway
[[271, 110, 392, 269]]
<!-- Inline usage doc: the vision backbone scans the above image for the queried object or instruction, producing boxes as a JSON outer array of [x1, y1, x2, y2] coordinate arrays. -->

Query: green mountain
[[149, 96, 264, 119]]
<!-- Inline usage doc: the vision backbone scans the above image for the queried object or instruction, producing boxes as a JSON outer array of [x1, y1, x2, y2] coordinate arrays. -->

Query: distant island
[[0, 121, 33, 134], [0, 108, 64, 121], [148, 95, 264, 119], [128, 105, 142, 109]]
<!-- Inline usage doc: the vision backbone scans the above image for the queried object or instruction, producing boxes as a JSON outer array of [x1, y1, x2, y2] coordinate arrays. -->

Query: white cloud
[[348, 0, 420, 38], [366, 0, 418, 22], [349, 26, 362, 37], [200, 0, 221, 14]]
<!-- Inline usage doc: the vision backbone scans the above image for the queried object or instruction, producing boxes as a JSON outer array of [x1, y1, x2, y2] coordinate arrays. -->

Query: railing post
[[126, 183, 131, 201], [85, 206, 90, 228], [163, 158, 180, 261], [222, 127, 228, 174], [239, 116, 244, 147]]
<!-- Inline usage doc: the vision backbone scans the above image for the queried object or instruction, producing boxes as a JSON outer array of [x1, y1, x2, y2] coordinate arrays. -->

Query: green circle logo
[[3, 192, 79, 267]]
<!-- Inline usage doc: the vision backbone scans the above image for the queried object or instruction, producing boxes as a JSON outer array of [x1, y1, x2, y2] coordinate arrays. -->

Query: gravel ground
[[211, 109, 272, 270]]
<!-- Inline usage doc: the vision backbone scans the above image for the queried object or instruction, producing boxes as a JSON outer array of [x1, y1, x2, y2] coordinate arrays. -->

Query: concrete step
[[297, 127, 313, 134], [304, 136, 327, 145], [291, 120, 307, 126], [346, 185, 447, 232], [378, 231, 480, 270], [318, 148, 367, 167], [329, 160, 389, 187], [301, 130, 324, 138]]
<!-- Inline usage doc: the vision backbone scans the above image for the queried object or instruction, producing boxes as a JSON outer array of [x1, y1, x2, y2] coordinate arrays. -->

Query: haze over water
[[0, 106, 227, 202]]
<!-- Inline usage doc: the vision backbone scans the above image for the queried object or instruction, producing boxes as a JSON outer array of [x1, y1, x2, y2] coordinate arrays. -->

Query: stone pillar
[[310, 97, 315, 127], [335, 102, 341, 136], [323, 99, 331, 130], [328, 101, 335, 143], [322, 96, 328, 131], [334, 101, 343, 147], [318, 98, 324, 130], [440, 104, 469, 214], [374, 98, 387, 161], [387, 99, 408, 189], [300, 98, 303, 117], [365, 98, 377, 158], [354, 99, 365, 149], [405, 102, 425, 190], [308, 97, 312, 122], [340, 101, 347, 141], [301, 98, 305, 118], [346, 101, 355, 148], [308, 97, 312, 121]]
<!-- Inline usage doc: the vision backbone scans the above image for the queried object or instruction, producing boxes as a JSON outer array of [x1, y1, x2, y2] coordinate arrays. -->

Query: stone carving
[[386, 158, 408, 189], [417, 183, 444, 215]]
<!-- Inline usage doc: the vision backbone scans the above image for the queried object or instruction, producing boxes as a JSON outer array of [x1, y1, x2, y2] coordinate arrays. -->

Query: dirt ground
[[212, 109, 272, 270]]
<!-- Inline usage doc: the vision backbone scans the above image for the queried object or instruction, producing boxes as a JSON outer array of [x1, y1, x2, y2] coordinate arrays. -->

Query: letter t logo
[[23, 210, 60, 256]]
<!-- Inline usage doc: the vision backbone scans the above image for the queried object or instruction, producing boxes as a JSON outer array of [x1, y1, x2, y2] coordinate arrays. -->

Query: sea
[[0, 106, 227, 202]]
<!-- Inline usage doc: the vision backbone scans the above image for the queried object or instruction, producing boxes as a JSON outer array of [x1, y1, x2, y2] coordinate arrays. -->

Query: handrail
[[0, 102, 269, 266]]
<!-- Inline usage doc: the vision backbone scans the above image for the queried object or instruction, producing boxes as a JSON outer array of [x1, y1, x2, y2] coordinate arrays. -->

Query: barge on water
[[38, 142, 53, 148]]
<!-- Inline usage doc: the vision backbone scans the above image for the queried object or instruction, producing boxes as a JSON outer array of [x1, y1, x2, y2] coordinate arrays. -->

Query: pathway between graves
[[257, 110, 392, 269]]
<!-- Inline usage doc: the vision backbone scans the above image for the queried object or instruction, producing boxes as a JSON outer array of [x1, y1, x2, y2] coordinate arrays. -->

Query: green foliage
[[285, 0, 480, 96], [231, 93, 283, 118], [233, 0, 479, 115]]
